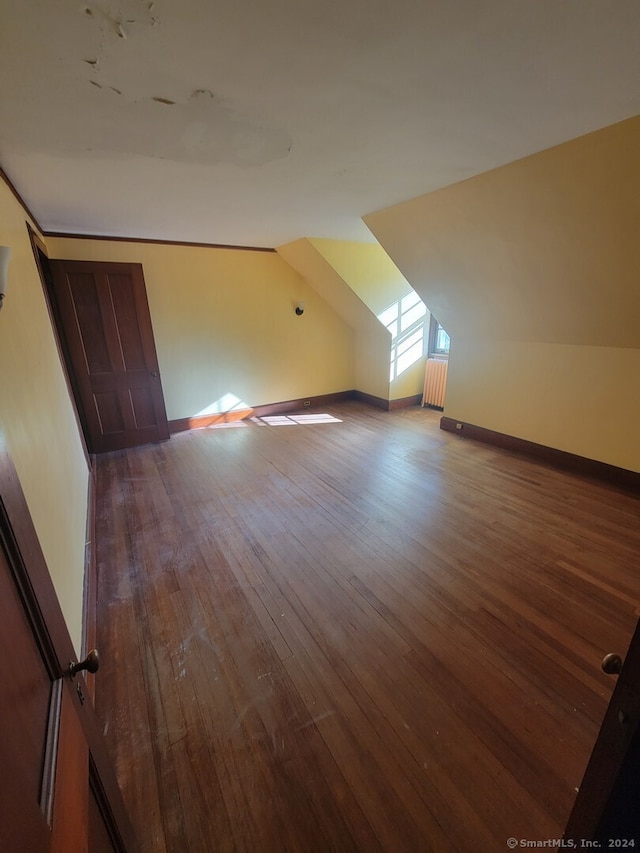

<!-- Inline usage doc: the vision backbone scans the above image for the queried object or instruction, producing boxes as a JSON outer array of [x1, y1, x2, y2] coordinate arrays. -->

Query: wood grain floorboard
[[94, 402, 640, 852]]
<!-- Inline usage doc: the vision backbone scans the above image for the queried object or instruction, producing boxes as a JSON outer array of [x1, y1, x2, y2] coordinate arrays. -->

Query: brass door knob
[[68, 648, 100, 678], [601, 653, 623, 675]]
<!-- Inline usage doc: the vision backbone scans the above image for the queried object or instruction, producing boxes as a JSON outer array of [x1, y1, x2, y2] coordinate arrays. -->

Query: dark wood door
[[565, 615, 640, 842], [0, 519, 54, 851], [49, 260, 169, 453], [0, 434, 135, 851]]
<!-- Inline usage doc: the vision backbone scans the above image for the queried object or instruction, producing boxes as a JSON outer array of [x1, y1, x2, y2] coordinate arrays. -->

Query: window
[[428, 315, 450, 356], [377, 291, 428, 381]]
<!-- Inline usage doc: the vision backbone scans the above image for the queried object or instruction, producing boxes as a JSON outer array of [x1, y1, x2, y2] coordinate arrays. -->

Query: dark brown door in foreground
[[0, 525, 55, 851], [0, 508, 123, 851], [0, 433, 134, 851], [49, 260, 169, 453], [565, 615, 640, 842]]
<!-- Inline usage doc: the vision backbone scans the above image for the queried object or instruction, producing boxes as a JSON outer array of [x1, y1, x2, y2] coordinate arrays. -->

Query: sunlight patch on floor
[[255, 413, 343, 427], [207, 420, 249, 429]]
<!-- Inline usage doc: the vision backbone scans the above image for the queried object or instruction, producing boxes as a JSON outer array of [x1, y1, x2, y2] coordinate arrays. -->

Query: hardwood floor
[[94, 402, 640, 852]]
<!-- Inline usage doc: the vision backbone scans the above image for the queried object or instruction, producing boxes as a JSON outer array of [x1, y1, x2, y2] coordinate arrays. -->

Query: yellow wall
[[366, 116, 640, 471], [309, 239, 415, 315], [45, 237, 355, 420], [277, 239, 390, 400], [447, 341, 640, 471], [0, 179, 89, 654], [308, 239, 428, 401]]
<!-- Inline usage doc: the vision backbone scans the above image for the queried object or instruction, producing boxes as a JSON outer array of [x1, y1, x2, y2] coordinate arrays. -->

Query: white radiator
[[422, 358, 448, 408]]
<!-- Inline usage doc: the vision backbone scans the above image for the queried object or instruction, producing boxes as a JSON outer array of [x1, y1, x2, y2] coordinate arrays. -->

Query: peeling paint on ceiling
[[1, 0, 639, 245], [32, 79, 293, 168], [80, 0, 160, 42]]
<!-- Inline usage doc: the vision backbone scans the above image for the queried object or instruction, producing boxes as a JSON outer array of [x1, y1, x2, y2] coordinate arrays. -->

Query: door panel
[[565, 615, 640, 841], [96, 391, 127, 434], [0, 516, 94, 853], [130, 387, 157, 427], [51, 686, 89, 853], [0, 533, 52, 852], [109, 275, 148, 369], [49, 260, 169, 453], [0, 432, 136, 852]]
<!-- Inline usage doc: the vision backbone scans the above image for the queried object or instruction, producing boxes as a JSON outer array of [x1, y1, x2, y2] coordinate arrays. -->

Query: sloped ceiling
[[365, 117, 640, 347], [1, 0, 640, 246]]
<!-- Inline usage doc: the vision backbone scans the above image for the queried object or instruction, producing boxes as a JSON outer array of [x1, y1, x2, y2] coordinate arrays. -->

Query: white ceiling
[[2, 0, 640, 247]]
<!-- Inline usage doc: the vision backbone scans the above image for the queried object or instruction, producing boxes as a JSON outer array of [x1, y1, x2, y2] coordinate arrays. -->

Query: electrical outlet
[[304, 400, 311, 407], [456, 422, 463, 430]]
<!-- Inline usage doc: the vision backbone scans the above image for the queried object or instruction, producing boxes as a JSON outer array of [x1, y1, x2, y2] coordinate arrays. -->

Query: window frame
[[428, 315, 450, 357]]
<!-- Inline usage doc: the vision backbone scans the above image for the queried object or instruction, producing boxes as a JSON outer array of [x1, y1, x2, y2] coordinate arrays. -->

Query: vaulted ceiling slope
[[365, 116, 640, 348], [2, 0, 640, 246]]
